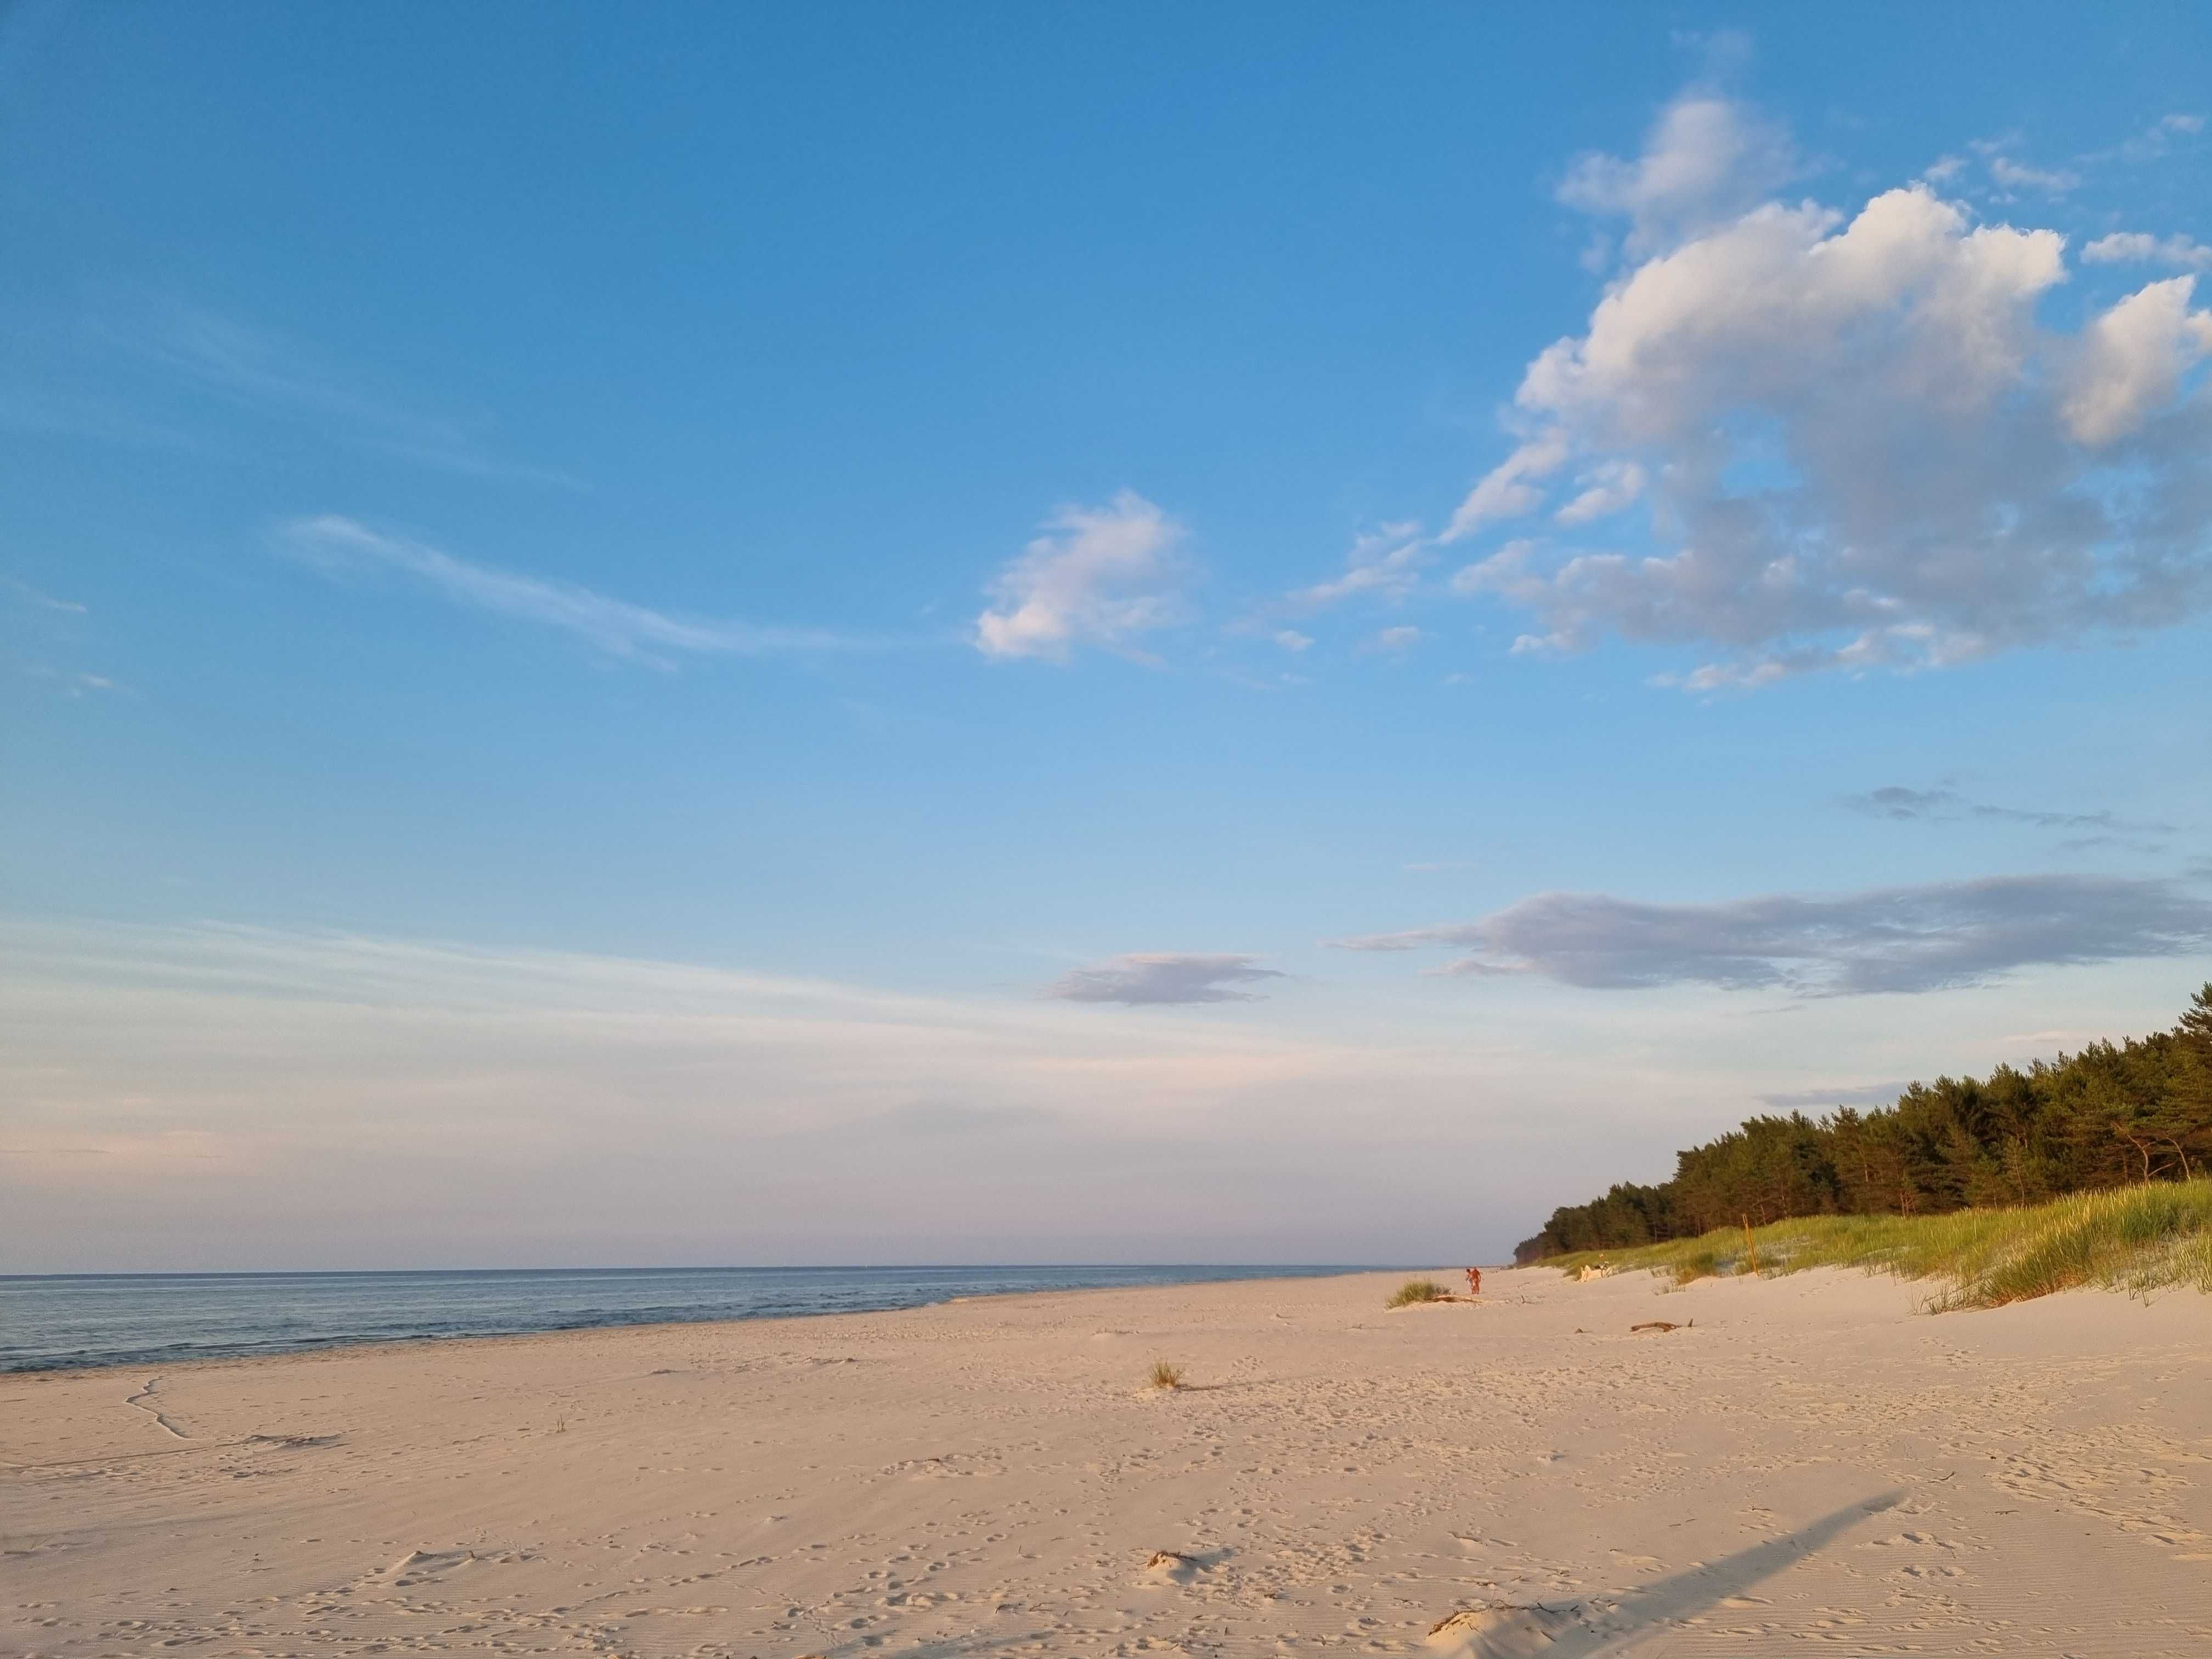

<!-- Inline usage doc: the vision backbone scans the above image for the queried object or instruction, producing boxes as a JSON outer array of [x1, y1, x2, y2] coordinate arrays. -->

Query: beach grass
[[1147, 1359, 1186, 1390], [1542, 1180, 2212, 1311], [1387, 1278, 1449, 1307]]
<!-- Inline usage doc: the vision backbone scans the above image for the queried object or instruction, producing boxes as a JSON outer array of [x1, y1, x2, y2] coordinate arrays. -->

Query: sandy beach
[[7, 1266, 2211, 1657]]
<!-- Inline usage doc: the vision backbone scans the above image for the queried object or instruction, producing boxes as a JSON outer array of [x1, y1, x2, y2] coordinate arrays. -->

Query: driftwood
[[1629, 1319, 1693, 1333]]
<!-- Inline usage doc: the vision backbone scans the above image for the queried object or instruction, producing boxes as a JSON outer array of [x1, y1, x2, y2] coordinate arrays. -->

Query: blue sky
[[5, 4, 2211, 1269]]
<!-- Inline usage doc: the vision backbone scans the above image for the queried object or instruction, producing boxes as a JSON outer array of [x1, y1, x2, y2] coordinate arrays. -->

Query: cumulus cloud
[[279, 516, 853, 663], [1443, 431, 1568, 542], [1553, 459, 1649, 526], [1557, 93, 1798, 259], [1273, 629, 1313, 652], [1289, 522, 1428, 608], [975, 492, 1188, 662], [1046, 952, 1284, 1006], [2083, 232, 2212, 272], [1369, 625, 1421, 652], [2061, 276, 2212, 444], [1440, 102, 2212, 685], [1326, 874, 2212, 996]]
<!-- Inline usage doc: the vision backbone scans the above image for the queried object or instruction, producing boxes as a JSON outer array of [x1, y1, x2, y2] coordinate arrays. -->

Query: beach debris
[[386, 1548, 477, 1585], [1142, 1547, 1232, 1582], [1425, 1600, 1587, 1655], [1629, 1320, 1691, 1333], [1143, 1548, 1212, 1584], [1574, 1263, 1607, 1282]]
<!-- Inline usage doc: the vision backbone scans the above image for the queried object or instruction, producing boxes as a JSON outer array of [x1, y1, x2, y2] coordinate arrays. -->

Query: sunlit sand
[[8, 1266, 2210, 1655]]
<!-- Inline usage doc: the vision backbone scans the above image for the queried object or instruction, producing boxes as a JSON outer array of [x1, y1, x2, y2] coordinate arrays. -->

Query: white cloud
[[1985, 155, 2079, 194], [975, 492, 1188, 662], [2107, 112, 2206, 165], [1441, 112, 2212, 685], [1289, 522, 1428, 608], [1557, 93, 1798, 259], [1046, 952, 1284, 1006], [2083, 232, 2212, 272], [4, 576, 87, 614], [279, 516, 853, 664], [1328, 874, 2212, 996], [2061, 276, 2212, 445], [1451, 538, 1536, 597], [1553, 459, 1649, 526], [1442, 430, 1568, 542], [1273, 629, 1313, 652], [1369, 625, 1421, 652], [0, 918, 1643, 1268], [4, 918, 2199, 1268]]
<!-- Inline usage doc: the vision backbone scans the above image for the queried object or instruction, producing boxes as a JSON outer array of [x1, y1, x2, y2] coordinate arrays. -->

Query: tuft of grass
[[1542, 1180, 2212, 1311], [1387, 1278, 1449, 1308], [1148, 1359, 1186, 1390]]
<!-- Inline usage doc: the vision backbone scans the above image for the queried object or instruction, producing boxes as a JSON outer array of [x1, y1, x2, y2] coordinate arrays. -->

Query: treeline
[[1514, 984, 2212, 1263]]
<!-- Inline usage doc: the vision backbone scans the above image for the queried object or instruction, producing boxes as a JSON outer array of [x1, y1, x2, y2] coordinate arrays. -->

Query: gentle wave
[[0, 1264, 1367, 1373]]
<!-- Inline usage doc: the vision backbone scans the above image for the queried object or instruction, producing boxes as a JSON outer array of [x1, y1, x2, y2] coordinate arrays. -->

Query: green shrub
[[1545, 1180, 2212, 1311], [1387, 1279, 1448, 1307]]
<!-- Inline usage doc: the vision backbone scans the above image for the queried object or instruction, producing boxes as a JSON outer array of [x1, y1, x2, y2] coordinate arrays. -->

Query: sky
[[5, 2, 2212, 1272]]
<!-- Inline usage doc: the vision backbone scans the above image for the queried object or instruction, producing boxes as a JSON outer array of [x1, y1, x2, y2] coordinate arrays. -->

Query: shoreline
[[2, 1261, 1397, 1381]]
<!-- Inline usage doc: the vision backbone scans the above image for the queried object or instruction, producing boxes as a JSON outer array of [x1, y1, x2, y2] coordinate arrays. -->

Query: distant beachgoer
[[1465, 1266, 1481, 1297]]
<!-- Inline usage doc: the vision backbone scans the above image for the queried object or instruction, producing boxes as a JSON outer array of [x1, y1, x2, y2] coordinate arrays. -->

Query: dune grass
[[1542, 1180, 2212, 1311], [1147, 1359, 1186, 1390], [1387, 1278, 1449, 1308]]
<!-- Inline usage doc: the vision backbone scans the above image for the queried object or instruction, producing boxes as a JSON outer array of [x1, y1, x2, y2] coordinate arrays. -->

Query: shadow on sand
[[1432, 1489, 1904, 1656]]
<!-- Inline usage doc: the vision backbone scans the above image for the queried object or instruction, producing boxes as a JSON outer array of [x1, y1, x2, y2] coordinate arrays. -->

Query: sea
[[0, 1263, 1367, 1373]]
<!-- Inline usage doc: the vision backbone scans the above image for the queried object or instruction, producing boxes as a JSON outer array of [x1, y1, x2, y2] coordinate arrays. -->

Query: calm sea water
[[0, 1264, 1365, 1373]]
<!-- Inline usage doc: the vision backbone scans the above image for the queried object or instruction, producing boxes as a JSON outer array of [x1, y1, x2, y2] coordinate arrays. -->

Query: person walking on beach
[[1464, 1266, 1481, 1297]]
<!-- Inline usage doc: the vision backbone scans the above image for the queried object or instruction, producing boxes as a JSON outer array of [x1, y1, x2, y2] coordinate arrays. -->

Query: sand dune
[[5, 1266, 2210, 1655]]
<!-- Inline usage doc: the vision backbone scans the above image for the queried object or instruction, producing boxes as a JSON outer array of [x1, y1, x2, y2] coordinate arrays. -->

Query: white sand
[[5, 1266, 2211, 1656]]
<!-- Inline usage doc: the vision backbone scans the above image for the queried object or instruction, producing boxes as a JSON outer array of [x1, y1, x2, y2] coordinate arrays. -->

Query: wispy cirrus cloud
[[4, 575, 112, 695], [974, 492, 1189, 663], [1045, 952, 1284, 1006], [4, 575, 86, 614], [1843, 785, 2176, 853], [111, 302, 573, 486], [1327, 874, 2212, 996], [278, 516, 859, 664]]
